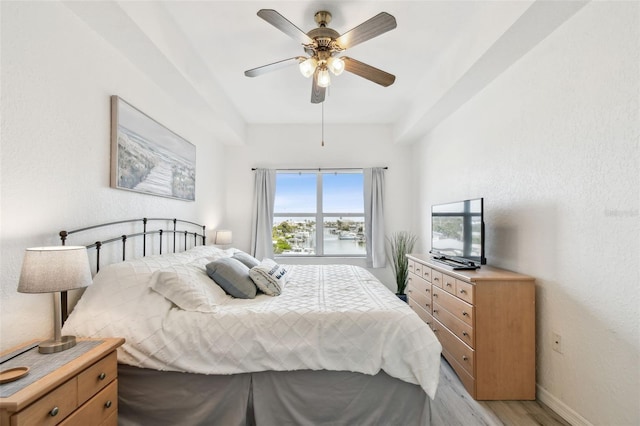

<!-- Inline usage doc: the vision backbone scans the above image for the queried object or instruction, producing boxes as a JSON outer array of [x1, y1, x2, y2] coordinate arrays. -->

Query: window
[[273, 171, 365, 257]]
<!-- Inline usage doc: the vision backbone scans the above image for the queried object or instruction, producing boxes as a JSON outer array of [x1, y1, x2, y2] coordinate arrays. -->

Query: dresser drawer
[[456, 279, 475, 304], [433, 302, 475, 348], [407, 280, 432, 313], [442, 273, 457, 295], [408, 259, 415, 274], [432, 287, 474, 327], [422, 266, 432, 283], [77, 352, 117, 406], [60, 380, 118, 426], [431, 270, 443, 288], [433, 318, 475, 377], [408, 298, 435, 329], [12, 378, 77, 426]]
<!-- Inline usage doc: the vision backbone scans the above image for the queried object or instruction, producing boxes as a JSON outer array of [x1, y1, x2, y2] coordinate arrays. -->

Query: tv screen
[[430, 198, 485, 267]]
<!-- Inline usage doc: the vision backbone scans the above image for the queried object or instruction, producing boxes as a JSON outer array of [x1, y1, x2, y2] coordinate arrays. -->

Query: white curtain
[[364, 167, 386, 268], [250, 168, 276, 260]]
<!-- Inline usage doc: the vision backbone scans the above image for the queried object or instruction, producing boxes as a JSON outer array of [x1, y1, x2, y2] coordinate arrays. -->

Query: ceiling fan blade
[[245, 57, 304, 77], [335, 12, 397, 50], [311, 69, 326, 104], [257, 9, 314, 46], [342, 57, 395, 87]]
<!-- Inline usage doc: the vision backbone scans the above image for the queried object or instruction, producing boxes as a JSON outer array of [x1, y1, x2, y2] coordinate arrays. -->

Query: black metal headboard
[[59, 217, 207, 321]]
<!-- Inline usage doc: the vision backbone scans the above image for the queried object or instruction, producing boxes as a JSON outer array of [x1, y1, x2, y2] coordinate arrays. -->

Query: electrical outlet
[[552, 332, 562, 353]]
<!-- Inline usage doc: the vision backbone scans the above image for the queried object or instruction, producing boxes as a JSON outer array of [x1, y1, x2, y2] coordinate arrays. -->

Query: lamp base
[[38, 335, 76, 354]]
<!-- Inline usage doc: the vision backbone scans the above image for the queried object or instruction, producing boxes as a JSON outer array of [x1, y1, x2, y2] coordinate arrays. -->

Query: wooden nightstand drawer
[[60, 380, 117, 426], [11, 378, 77, 426], [77, 352, 117, 406], [0, 338, 124, 426]]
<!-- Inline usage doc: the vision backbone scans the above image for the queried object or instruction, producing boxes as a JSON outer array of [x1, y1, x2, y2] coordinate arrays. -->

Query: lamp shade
[[214, 230, 233, 245], [18, 246, 92, 293]]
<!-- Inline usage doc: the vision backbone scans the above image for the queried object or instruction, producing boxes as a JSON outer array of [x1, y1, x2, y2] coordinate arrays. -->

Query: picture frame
[[110, 95, 196, 201]]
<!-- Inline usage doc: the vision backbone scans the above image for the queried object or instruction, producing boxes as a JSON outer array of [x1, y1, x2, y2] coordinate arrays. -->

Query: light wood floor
[[431, 357, 571, 426]]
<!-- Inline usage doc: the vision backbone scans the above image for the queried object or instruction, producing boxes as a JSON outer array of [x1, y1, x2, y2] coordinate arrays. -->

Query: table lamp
[[17, 246, 92, 354], [214, 230, 233, 246]]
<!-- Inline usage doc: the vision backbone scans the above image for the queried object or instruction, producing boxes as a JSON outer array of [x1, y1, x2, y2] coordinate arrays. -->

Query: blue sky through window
[[274, 172, 364, 213]]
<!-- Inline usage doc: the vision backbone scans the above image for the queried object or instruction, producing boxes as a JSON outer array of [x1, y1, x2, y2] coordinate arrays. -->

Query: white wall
[[0, 2, 226, 350], [412, 2, 639, 425], [224, 123, 414, 288]]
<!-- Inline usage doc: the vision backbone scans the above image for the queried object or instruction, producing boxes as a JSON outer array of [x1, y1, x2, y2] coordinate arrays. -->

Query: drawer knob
[[105, 400, 113, 409], [407, 289, 413, 293], [462, 331, 469, 337], [434, 277, 439, 281], [460, 289, 467, 294], [49, 407, 59, 417], [463, 311, 469, 317], [446, 282, 452, 287], [462, 355, 469, 361], [99, 372, 107, 380], [433, 309, 438, 314], [433, 293, 438, 297]]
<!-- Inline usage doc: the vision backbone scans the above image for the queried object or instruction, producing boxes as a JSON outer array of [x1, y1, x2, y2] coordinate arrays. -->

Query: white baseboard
[[537, 384, 593, 426]]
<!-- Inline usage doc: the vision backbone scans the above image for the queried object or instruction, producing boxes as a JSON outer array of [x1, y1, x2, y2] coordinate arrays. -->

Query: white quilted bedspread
[[63, 247, 442, 398]]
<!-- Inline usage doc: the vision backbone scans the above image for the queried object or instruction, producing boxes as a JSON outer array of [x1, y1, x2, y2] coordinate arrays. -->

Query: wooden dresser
[[407, 254, 535, 400], [0, 338, 124, 426]]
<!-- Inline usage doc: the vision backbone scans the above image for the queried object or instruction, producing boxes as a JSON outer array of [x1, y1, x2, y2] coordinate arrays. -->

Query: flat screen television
[[430, 198, 485, 269]]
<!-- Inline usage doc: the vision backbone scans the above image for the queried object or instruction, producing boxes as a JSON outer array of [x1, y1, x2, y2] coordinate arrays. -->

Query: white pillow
[[149, 262, 230, 312], [249, 259, 288, 296]]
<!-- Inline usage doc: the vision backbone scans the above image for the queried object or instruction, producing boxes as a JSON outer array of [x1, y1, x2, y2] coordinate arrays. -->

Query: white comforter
[[63, 246, 442, 398]]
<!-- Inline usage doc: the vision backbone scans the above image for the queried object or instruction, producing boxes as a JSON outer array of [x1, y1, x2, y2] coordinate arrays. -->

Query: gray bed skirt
[[118, 365, 431, 425]]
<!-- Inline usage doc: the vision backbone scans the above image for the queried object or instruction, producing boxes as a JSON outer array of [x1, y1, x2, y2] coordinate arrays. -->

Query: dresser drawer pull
[[446, 282, 452, 287], [433, 309, 438, 314], [425, 288, 430, 293], [425, 304, 430, 309], [105, 400, 113, 408], [459, 289, 467, 294], [462, 331, 469, 337], [49, 406, 59, 417], [462, 355, 469, 361], [433, 293, 438, 298], [463, 311, 469, 317], [99, 372, 107, 380], [433, 277, 439, 281], [407, 289, 413, 293]]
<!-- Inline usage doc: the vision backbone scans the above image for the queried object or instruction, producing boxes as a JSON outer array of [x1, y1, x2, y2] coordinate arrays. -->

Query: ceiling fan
[[244, 9, 397, 104]]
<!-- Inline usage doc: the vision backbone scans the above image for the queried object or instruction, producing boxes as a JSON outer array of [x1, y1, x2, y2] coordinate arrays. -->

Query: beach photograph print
[[111, 96, 196, 201]]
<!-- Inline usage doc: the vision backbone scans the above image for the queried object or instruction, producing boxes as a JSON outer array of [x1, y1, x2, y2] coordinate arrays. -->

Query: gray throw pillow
[[232, 251, 261, 269], [206, 257, 257, 299]]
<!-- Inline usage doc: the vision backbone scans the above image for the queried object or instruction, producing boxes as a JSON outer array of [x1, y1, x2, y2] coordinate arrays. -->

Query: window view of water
[[273, 218, 366, 256]]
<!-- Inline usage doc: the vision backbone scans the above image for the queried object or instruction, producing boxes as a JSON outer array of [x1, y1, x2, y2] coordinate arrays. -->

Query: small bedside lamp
[[18, 246, 92, 354], [214, 230, 233, 246]]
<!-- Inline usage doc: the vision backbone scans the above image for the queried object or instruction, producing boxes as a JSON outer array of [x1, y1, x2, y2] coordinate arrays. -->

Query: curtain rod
[[251, 167, 388, 171]]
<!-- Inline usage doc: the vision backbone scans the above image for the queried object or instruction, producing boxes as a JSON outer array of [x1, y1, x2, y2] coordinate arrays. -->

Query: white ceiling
[[64, 0, 587, 144]]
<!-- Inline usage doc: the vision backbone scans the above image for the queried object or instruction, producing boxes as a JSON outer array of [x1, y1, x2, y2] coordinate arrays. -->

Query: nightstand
[[0, 338, 124, 425]]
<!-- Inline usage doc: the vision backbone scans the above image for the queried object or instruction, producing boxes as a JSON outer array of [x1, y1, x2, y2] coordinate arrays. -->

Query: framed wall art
[[110, 95, 196, 201]]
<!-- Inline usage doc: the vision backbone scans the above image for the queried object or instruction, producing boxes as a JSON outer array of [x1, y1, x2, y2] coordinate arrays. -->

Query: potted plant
[[387, 231, 418, 302]]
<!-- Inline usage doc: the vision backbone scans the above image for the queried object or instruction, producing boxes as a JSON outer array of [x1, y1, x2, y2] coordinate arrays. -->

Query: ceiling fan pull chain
[[321, 102, 325, 147]]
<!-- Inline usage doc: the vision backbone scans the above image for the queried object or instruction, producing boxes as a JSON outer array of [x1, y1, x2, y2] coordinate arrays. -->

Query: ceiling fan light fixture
[[299, 57, 317, 78], [317, 67, 331, 87], [327, 57, 345, 76]]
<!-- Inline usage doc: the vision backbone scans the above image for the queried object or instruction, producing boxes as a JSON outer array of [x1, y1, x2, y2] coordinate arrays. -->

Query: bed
[[59, 218, 442, 425]]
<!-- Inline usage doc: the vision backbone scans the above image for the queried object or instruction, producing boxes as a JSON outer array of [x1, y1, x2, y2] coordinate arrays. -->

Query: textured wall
[[0, 2, 226, 350], [412, 2, 639, 425]]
